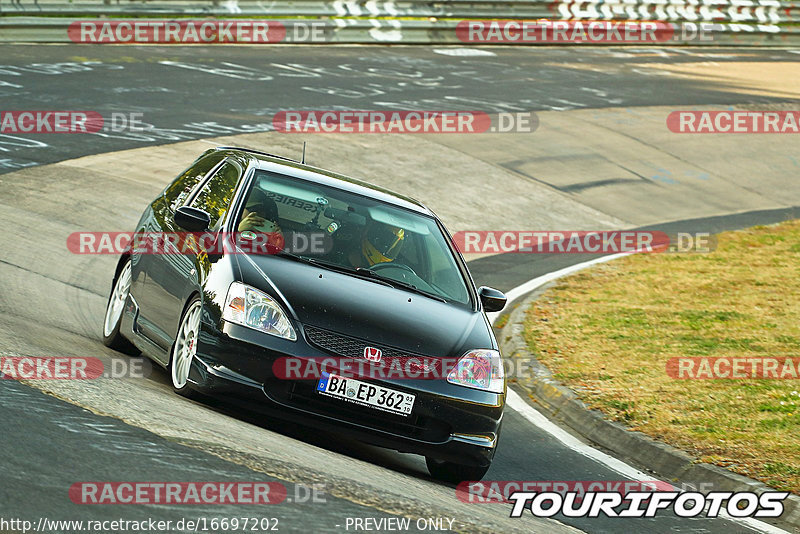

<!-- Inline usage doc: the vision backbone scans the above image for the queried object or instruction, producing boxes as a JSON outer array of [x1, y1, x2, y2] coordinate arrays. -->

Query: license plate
[[317, 372, 415, 416]]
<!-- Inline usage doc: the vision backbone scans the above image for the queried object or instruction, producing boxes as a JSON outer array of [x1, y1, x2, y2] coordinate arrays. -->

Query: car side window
[[163, 152, 226, 211], [190, 160, 242, 230]]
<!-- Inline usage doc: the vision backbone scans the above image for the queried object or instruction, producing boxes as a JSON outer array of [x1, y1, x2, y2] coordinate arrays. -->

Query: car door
[[131, 152, 226, 353], [143, 157, 244, 353], [131, 152, 228, 353]]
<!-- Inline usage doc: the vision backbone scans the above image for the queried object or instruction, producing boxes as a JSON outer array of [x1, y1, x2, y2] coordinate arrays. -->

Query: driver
[[238, 189, 281, 234], [237, 189, 285, 253], [346, 223, 405, 269]]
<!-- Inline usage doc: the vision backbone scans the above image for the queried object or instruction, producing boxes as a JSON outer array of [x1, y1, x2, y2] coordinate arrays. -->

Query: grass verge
[[522, 219, 800, 493]]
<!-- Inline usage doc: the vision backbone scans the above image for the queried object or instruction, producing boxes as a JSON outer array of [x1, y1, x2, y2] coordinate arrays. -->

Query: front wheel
[[102, 259, 137, 354], [170, 298, 202, 398], [426, 457, 491, 483]]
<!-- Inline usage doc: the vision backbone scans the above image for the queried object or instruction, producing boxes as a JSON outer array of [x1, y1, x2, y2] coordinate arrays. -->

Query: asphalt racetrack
[[1, 45, 800, 534]]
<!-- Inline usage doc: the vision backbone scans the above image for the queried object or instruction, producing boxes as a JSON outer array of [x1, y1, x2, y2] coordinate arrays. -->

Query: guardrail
[[2, 0, 798, 22], [1, 0, 798, 44]]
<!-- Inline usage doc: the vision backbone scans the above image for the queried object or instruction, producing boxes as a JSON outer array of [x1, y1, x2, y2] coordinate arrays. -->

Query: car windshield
[[235, 170, 471, 305]]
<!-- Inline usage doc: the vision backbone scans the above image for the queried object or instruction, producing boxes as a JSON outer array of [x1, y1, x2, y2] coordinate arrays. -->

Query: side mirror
[[174, 206, 211, 232], [478, 286, 507, 313]]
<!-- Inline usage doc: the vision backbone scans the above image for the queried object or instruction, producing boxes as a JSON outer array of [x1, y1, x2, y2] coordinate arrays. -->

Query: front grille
[[261, 325, 453, 442], [303, 325, 441, 375]]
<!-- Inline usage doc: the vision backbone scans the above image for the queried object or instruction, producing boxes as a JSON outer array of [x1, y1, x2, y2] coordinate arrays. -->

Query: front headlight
[[222, 282, 297, 341], [446, 349, 505, 393]]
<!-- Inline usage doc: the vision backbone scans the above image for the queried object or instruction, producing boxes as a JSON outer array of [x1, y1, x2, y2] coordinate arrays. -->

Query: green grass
[[521, 219, 800, 493]]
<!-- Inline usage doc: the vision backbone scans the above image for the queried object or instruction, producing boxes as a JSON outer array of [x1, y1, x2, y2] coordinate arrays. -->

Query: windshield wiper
[[276, 252, 393, 287], [275, 252, 445, 301], [355, 268, 447, 303]]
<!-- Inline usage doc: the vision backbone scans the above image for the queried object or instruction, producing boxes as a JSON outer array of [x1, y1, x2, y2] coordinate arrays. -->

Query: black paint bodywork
[[115, 147, 505, 467]]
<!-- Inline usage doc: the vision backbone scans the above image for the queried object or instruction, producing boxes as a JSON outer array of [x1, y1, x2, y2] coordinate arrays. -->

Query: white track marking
[[433, 48, 497, 57], [507, 389, 651, 480], [487, 251, 631, 324], [498, 255, 792, 533]]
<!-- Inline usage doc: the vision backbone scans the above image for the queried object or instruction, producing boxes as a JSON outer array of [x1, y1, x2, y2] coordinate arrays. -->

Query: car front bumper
[[187, 320, 504, 467]]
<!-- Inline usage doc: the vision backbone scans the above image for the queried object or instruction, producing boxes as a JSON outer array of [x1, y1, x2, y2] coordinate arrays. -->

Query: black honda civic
[[102, 146, 507, 482]]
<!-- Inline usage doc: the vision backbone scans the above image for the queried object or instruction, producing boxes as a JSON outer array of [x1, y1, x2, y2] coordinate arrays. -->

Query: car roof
[[211, 146, 435, 217]]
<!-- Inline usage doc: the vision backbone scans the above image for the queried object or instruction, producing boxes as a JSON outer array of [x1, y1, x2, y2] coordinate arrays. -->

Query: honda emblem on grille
[[363, 346, 382, 362]]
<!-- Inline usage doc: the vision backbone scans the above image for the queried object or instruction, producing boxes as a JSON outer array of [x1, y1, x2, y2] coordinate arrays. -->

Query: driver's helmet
[[361, 224, 405, 266], [245, 189, 279, 221]]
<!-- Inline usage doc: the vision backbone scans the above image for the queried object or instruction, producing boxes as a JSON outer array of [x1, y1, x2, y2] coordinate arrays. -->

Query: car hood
[[237, 254, 493, 358]]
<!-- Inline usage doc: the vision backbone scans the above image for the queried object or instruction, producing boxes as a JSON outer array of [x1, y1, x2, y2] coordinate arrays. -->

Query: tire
[[426, 457, 491, 483], [102, 259, 138, 354], [169, 298, 202, 398]]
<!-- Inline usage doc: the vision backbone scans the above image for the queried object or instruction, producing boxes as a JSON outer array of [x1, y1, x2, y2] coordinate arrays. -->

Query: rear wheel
[[102, 259, 137, 354], [426, 457, 491, 483], [170, 298, 202, 398]]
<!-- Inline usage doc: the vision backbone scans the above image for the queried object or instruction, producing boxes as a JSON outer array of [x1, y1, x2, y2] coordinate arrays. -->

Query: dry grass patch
[[522, 220, 800, 493]]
